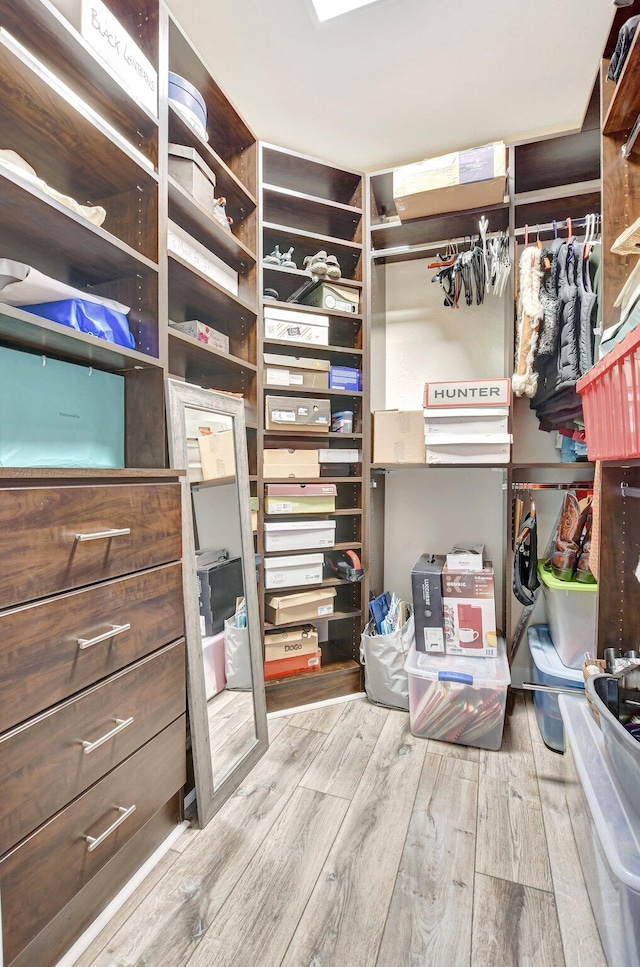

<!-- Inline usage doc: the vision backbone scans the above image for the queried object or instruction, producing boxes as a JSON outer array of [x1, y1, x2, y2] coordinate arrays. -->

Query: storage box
[[405, 638, 510, 750], [264, 553, 324, 590], [329, 366, 362, 392], [264, 483, 337, 515], [198, 429, 236, 480], [202, 631, 226, 700], [446, 544, 485, 572], [538, 564, 598, 669], [169, 319, 230, 354], [427, 441, 511, 465], [266, 587, 336, 625], [196, 551, 244, 636], [411, 554, 446, 654], [393, 142, 507, 222], [318, 449, 361, 463], [442, 564, 497, 657], [265, 396, 331, 433], [264, 519, 336, 552], [300, 282, 360, 314], [560, 694, 640, 967], [0, 347, 124, 469], [168, 221, 238, 296], [264, 306, 330, 346], [264, 650, 322, 680], [373, 411, 425, 465], [264, 353, 330, 390], [168, 72, 207, 130], [424, 407, 510, 440], [264, 626, 319, 661], [529, 625, 584, 752], [168, 143, 216, 211], [585, 674, 640, 817], [424, 378, 511, 409], [264, 448, 320, 479]]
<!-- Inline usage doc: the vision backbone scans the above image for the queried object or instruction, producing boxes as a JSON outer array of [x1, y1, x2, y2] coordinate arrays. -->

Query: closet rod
[[621, 483, 640, 499], [512, 481, 594, 491], [371, 230, 506, 262], [513, 215, 598, 239]]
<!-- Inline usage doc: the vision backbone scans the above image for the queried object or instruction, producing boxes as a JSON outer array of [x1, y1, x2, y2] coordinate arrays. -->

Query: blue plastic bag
[[22, 299, 136, 349]]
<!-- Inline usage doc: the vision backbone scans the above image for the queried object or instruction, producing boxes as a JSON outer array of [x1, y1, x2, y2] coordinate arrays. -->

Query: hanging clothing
[[513, 246, 544, 398], [607, 15, 640, 83], [537, 238, 563, 357]]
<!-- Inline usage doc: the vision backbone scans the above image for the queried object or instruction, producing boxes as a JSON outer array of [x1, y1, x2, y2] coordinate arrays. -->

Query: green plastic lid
[[538, 562, 598, 593]]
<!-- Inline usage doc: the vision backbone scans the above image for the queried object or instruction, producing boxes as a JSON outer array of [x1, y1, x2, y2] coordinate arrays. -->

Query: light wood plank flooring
[[81, 693, 606, 967]]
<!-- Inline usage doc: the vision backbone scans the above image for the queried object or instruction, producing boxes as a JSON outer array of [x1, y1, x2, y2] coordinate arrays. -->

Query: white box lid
[[425, 434, 513, 445], [424, 406, 510, 419], [264, 520, 337, 532], [264, 306, 330, 328], [405, 638, 510, 688], [264, 554, 324, 569]]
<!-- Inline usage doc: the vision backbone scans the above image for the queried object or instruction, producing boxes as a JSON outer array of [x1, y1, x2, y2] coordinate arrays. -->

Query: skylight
[[311, 0, 381, 22]]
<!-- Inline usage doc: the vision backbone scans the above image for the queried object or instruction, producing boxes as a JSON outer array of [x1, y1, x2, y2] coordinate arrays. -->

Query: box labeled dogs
[[264, 553, 324, 590], [264, 448, 320, 479], [411, 554, 446, 654], [264, 519, 336, 552], [264, 306, 329, 346], [265, 587, 336, 625], [264, 626, 319, 661], [264, 353, 330, 390], [265, 396, 331, 433], [442, 564, 497, 657], [264, 483, 337, 515], [301, 282, 359, 314]]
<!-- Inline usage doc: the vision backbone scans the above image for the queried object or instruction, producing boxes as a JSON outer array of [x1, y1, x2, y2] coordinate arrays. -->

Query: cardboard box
[[318, 449, 361, 463], [264, 448, 320, 479], [196, 551, 243, 636], [264, 519, 336, 551], [169, 143, 216, 210], [329, 366, 362, 392], [264, 306, 329, 346], [264, 553, 324, 589], [265, 396, 331, 433], [170, 319, 230, 354], [301, 282, 360, 314], [266, 587, 336, 625], [411, 554, 446, 654], [426, 440, 511, 465], [168, 221, 238, 296], [442, 564, 498, 657], [264, 626, 319, 661], [264, 353, 330, 390], [373, 411, 425, 465], [424, 378, 511, 409], [264, 650, 322, 680], [446, 544, 485, 572], [393, 142, 507, 222], [198, 429, 236, 480], [264, 483, 337, 515]]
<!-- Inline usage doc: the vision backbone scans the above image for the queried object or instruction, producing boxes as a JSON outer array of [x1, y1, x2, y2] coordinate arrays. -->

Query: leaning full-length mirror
[[165, 379, 267, 828]]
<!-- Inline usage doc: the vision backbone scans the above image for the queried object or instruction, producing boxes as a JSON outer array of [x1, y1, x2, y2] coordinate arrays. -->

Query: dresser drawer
[[0, 483, 182, 609], [0, 639, 185, 856], [0, 716, 186, 966], [0, 563, 184, 734]]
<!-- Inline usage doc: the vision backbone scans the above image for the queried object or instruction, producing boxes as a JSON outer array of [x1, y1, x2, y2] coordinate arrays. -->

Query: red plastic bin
[[577, 325, 640, 461]]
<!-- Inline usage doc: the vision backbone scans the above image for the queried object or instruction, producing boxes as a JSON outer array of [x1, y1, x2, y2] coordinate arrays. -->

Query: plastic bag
[[224, 617, 252, 691], [360, 615, 414, 711], [22, 299, 136, 350]]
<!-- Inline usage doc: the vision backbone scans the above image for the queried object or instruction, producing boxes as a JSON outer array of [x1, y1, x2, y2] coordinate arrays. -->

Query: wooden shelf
[[1, 0, 159, 151], [264, 608, 362, 631], [264, 577, 356, 594], [263, 657, 362, 712], [263, 221, 362, 253], [190, 475, 236, 490], [371, 203, 509, 257], [168, 177, 256, 270], [604, 30, 640, 135], [263, 542, 362, 557], [168, 252, 256, 323], [263, 477, 362, 484], [262, 143, 362, 206], [168, 329, 256, 375], [262, 385, 362, 400], [0, 303, 160, 371], [263, 263, 363, 290], [264, 431, 363, 441], [371, 463, 508, 470], [0, 167, 158, 282], [263, 337, 363, 358], [264, 509, 363, 518], [263, 184, 362, 243], [264, 299, 361, 323]]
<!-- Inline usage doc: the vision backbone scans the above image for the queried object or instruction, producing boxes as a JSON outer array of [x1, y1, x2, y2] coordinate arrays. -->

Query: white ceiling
[[166, 0, 613, 172]]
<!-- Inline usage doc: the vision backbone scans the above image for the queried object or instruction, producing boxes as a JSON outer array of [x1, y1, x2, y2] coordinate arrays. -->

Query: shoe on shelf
[[263, 287, 280, 301], [280, 246, 297, 269], [303, 250, 329, 278], [263, 245, 282, 265], [548, 493, 591, 582], [325, 254, 342, 280], [575, 504, 597, 584]]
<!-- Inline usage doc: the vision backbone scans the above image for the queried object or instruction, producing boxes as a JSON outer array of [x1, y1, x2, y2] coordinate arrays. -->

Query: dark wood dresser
[[0, 469, 187, 967]]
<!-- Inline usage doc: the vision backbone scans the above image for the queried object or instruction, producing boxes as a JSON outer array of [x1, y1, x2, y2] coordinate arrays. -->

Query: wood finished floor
[[79, 693, 606, 967]]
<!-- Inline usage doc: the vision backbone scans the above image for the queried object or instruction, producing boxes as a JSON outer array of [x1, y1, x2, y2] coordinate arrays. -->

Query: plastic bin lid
[[528, 625, 584, 685], [559, 695, 640, 891], [538, 562, 598, 593], [405, 638, 510, 688]]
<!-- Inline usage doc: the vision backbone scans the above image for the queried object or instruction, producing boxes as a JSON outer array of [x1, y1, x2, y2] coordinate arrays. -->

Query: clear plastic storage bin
[[529, 625, 584, 752], [538, 564, 598, 669], [586, 674, 640, 818], [405, 639, 510, 750], [560, 695, 640, 967]]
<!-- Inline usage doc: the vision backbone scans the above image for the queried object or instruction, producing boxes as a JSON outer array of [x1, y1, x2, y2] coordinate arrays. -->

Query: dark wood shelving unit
[[603, 29, 640, 135], [168, 176, 256, 270], [263, 338, 363, 358]]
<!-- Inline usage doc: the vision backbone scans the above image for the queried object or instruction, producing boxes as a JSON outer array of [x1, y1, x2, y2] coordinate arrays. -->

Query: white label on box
[[81, 0, 158, 115], [318, 538, 334, 546], [267, 368, 287, 385], [289, 373, 304, 385], [308, 656, 320, 667], [425, 379, 511, 408], [272, 410, 296, 422], [424, 628, 445, 652], [269, 502, 294, 514], [318, 604, 333, 616]]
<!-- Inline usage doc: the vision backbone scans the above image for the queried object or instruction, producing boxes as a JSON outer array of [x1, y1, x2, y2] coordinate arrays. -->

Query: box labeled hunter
[[442, 564, 498, 657], [411, 554, 446, 654]]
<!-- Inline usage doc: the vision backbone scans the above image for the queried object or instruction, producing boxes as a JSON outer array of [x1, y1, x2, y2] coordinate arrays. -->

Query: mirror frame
[[165, 379, 268, 828]]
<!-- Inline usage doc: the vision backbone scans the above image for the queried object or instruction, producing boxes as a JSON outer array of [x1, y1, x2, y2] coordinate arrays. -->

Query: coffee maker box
[[442, 564, 497, 657], [411, 554, 446, 653]]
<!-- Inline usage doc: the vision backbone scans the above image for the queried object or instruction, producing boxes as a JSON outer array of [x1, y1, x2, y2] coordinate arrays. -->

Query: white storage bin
[[405, 639, 510, 750], [264, 553, 324, 590], [264, 519, 336, 552], [538, 564, 598, 669], [560, 695, 640, 967]]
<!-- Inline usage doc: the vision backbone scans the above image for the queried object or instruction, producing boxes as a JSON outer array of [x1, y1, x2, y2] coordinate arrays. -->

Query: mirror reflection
[[187, 406, 258, 789]]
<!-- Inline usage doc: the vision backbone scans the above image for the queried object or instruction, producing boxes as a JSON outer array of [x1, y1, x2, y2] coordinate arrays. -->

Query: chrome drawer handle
[[84, 804, 136, 852], [75, 528, 131, 542], [81, 717, 134, 755], [77, 623, 131, 650]]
